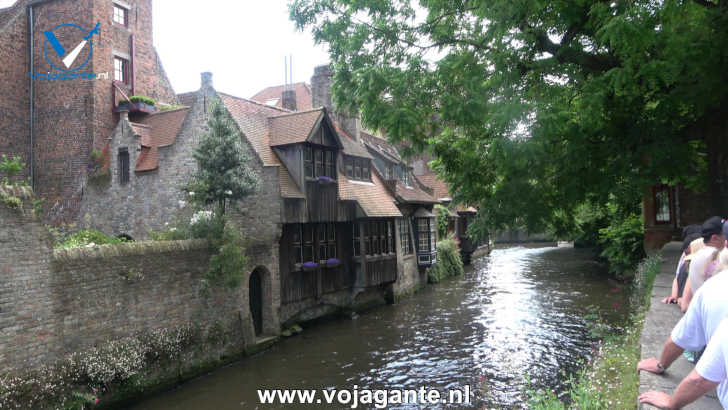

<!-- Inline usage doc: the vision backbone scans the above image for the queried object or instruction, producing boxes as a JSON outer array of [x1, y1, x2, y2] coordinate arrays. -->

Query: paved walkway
[[639, 241, 722, 409]]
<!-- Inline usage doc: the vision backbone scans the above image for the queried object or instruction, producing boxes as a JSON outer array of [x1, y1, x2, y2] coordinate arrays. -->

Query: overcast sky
[[0, 0, 331, 98]]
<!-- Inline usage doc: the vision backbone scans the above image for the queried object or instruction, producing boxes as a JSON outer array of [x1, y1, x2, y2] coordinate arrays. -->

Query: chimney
[[201, 72, 213, 89], [311, 64, 361, 141], [282, 89, 297, 111]]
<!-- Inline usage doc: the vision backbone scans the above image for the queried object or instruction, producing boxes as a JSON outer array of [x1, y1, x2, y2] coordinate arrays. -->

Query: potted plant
[[324, 258, 340, 268], [301, 261, 318, 272]]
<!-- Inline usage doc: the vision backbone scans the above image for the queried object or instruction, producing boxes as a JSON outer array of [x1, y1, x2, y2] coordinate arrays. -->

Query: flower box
[[301, 261, 318, 272], [115, 101, 157, 114], [324, 258, 340, 268]]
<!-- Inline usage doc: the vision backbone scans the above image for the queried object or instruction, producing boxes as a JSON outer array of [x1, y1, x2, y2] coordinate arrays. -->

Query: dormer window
[[113, 4, 128, 26], [345, 156, 371, 182]]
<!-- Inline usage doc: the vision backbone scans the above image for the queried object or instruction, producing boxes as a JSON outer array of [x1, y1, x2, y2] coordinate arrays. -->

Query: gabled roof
[[394, 180, 439, 204], [131, 107, 190, 172], [333, 124, 373, 159], [338, 169, 402, 218], [219, 92, 304, 199], [250, 82, 313, 111], [269, 109, 327, 147], [416, 172, 451, 201], [360, 131, 402, 163]]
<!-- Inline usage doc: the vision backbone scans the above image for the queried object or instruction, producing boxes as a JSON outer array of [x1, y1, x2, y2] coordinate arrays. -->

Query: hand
[[637, 357, 664, 374], [639, 391, 674, 409], [662, 296, 677, 304]]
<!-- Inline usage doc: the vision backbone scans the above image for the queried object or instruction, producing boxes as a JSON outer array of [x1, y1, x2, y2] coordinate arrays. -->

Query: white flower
[[178, 200, 186, 208], [224, 190, 233, 196], [188, 191, 195, 197], [190, 210, 213, 226]]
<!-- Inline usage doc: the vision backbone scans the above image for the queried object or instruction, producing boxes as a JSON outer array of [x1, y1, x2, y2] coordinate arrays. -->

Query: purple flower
[[318, 176, 333, 183], [302, 261, 318, 270], [326, 258, 340, 265]]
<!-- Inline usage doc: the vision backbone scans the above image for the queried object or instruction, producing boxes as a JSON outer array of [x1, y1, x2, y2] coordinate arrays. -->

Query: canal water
[[134, 245, 633, 409]]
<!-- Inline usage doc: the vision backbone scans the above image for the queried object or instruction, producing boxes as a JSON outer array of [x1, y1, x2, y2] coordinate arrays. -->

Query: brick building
[[0, 0, 177, 222]]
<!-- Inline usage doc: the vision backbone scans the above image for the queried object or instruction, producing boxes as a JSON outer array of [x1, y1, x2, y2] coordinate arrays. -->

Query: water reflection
[[134, 246, 630, 409]]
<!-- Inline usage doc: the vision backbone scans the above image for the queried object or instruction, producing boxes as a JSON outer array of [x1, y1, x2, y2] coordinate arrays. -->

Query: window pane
[[328, 223, 336, 241], [315, 150, 324, 177], [328, 243, 336, 259], [294, 246, 302, 264], [305, 147, 313, 178], [363, 162, 370, 181], [354, 161, 361, 179], [655, 189, 670, 222], [326, 151, 334, 178], [303, 245, 314, 262], [118, 149, 129, 185]]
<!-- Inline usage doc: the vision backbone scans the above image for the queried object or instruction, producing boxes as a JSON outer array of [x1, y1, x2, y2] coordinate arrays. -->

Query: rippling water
[[134, 245, 632, 409]]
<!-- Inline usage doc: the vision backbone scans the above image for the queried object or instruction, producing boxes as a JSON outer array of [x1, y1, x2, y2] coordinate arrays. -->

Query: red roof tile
[[250, 83, 313, 111], [394, 180, 439, 204], [338, 170, 402, 217], [129, 108, 190, 172], [360, 131, 402, 162], [416, 172, 451, 200], [335, 124, 373, 159], [219, 93, 304, 198], [269, 109, 324, 146]]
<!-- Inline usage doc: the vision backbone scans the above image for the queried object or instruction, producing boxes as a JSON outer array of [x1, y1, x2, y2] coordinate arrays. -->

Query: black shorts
[[677, 262, 690, 298]]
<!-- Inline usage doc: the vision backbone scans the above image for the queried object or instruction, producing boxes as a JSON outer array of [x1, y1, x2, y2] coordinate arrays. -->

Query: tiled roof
[[269, 109, 324, 146], [416, 172, 451, 200], [130, 107, 190, 172], [219, 93, 304, 199], [139, 107, 189, 147], [334, 124, 373, 159], [338, 170, 402, 218], [360, 131, 402, 162], [394, 180, 439, 204], [250, 83, 313, 111]]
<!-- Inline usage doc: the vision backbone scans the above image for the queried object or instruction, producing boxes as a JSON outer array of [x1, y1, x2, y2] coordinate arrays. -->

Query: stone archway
[[245, 265, 276, 341]]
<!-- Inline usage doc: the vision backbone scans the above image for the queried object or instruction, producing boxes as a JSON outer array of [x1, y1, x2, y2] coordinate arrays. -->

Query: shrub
[[128, 96, 156, 106], [435, 204, 450, 238], [206, 225, 247, 288], [57, 229, 125, 249], [599, 213, 645, 279], [0, 155, 26, 186], [427, 238, 464, 283]]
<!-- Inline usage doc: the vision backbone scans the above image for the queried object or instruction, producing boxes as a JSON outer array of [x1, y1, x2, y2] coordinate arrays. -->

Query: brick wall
[[0, 192, 259, 372], [0, 2, 30, 178], [0, 0, 179, 224]]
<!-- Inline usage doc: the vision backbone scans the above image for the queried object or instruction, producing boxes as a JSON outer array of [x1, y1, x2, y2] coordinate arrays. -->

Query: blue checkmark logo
[[43, 23, 99, 73]]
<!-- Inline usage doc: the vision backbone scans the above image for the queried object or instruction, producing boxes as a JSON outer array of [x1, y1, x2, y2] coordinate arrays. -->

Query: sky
[[0, 0, 331, 98]]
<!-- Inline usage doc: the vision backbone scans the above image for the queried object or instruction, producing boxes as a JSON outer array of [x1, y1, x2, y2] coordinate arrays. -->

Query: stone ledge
[[53, 239, 210, 262], [638, 241, 722, 409]]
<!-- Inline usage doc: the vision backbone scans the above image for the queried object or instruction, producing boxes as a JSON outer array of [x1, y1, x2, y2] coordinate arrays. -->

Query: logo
[[32, 22, 107, 80]]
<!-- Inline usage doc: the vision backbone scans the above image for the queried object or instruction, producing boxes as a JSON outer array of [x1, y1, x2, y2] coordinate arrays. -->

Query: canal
[[134, 245, 632, 409]]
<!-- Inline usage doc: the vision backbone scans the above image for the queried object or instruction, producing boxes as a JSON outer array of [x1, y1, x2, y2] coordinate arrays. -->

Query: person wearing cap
[[637, 217, 728, 378], [639, 316, 728, 409], [662, 232, 702, 305]]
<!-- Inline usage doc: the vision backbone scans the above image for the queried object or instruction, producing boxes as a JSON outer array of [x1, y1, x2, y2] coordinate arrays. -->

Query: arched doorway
[[249, 269, 264, 336]]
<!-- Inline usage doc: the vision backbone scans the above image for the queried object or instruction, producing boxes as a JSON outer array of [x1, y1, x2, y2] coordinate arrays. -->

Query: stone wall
[[0, 192, 255, 373]]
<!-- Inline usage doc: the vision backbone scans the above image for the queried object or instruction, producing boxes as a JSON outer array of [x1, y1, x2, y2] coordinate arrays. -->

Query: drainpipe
[[28, 4, 35, 189]]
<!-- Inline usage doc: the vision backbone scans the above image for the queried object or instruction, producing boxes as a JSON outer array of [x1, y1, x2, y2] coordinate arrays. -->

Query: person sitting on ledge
[[639, 317, 728, 409]]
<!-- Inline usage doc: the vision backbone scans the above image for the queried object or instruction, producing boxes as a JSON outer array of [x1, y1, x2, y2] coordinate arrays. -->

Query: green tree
[[186, 101, 260, 217], [290, 0, 728, 237]]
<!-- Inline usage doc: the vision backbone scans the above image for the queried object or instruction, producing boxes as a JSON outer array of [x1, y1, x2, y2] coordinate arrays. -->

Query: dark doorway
[[249, 269, 263, 336]]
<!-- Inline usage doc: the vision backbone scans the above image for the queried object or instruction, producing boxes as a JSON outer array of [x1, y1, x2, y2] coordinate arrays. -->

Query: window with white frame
[[113, 4, 128, 26]]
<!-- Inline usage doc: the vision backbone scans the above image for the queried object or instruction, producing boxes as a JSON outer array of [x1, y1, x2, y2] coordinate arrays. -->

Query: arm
[[679, 280, 692, 313], [637, 337, 684, 374], [638, 369, 719, 409], [662, 276, 679, 304]]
